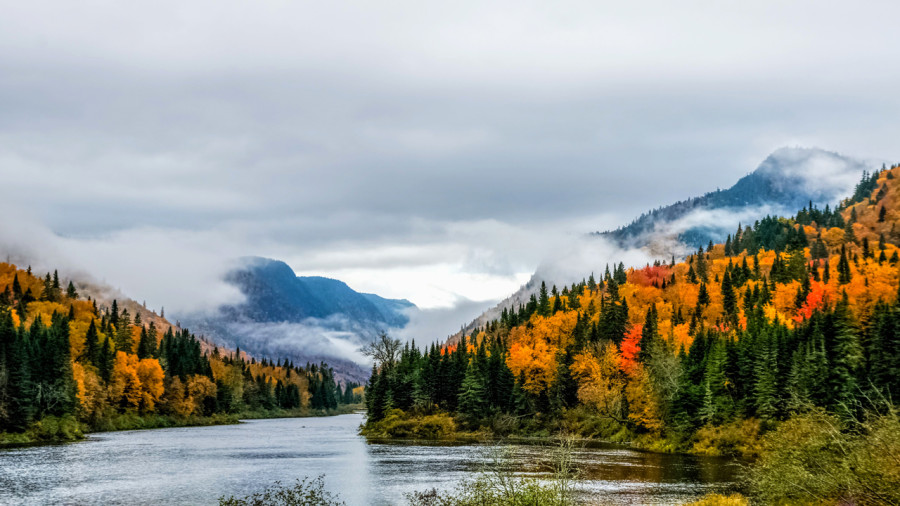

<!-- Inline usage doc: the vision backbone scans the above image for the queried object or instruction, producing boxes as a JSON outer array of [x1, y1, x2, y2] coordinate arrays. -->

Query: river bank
[[0, 404, 363, 449], [359, 408, 762, 459], [0, 413, 741, 505]]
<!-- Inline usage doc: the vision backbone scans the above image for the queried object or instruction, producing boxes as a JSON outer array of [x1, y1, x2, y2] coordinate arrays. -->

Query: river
[[0, 413, 741, 505]]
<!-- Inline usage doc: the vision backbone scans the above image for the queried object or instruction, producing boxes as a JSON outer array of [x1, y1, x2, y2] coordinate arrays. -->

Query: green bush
[[362, 410, 457, 439], [218, 476, 344, 506], [747, 407, 900, 505]]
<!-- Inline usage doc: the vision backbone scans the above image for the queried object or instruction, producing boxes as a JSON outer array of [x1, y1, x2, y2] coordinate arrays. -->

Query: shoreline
[[0, 405, 363, 450]]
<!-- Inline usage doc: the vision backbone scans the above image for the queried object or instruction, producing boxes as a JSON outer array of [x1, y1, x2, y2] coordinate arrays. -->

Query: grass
[[218, 476, 345, 506], [405, 436, 579, 506], [217, 438, 581, 506], [0, 414, 85, 448], [361, 407, 767, 459]]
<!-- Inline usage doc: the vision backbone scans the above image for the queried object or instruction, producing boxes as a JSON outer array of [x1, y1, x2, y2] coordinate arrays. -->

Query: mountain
[[452, 147, 876, 339], [178, 257, 416, 382], [219, 257, 413, 327], [600, 147, 871, 249]]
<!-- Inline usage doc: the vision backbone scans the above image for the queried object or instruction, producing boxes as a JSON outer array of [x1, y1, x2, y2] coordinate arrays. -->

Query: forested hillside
[[453, 148, 871, 345], [0, 267, 361, 444], [364, 164, 900, 457]]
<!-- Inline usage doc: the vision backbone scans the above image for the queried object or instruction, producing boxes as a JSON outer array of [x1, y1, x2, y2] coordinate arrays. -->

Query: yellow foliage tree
[[571, 343, 626, 422], [109, 352, 142, 411], [136, 358, 165, 412]]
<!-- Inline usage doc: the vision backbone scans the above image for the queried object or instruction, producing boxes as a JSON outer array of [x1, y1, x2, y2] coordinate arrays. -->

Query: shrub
[[747, 407, 900, 505], [407, 437, 578, 506], [218, 476, 344, 506], [684, 493, 750, 506], [691, 418, 762, 458], [362, 410, 457, 439]]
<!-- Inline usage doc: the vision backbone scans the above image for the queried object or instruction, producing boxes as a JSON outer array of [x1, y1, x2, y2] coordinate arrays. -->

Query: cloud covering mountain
[[176, 257, 415, 380]]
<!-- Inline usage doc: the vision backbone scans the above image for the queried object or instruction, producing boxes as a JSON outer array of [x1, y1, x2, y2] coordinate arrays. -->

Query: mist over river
[[0, 413, 740, 505]]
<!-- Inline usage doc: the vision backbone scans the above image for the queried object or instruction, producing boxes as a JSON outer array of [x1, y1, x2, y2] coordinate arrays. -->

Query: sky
[[1, 0, 900, 336]]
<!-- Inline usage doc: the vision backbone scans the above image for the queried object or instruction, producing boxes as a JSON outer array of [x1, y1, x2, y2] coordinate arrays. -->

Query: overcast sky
[[1, 1, 899, 326]]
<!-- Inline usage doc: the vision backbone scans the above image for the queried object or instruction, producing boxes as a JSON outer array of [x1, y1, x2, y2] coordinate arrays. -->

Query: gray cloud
[[1, 0, 899, 341]]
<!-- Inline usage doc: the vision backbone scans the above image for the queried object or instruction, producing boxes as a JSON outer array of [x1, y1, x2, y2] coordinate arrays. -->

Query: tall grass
[[406, 436, 579, 506], [218, 476, 345, 506]]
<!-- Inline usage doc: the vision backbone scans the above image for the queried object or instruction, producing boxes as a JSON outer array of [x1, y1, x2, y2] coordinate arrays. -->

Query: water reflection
[[364, 439, 741, 505], [0, 413, 740, 505]]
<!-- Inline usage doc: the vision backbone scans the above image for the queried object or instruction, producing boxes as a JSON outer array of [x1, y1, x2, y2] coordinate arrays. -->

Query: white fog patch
[[0, 205, 246, 314], [220, 316, 380, 366], [761, 147, 874, 198], [394, 298, 498, 344], [534, 235, 654, 287]]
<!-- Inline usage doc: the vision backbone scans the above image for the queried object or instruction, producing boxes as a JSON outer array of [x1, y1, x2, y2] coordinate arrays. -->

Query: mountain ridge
[[600, 146, 870, 249], [177, 256, 416, 382], [448, 146, 876, 341]]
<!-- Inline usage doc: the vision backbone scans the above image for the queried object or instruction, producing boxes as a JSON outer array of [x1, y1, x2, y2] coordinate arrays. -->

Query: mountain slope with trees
[[453, 147, 874, 346], [363, 162, 900, 480], [0, 264, 361, 446]]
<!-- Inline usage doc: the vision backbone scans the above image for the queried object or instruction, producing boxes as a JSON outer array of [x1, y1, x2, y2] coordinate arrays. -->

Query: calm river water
[[0, 413, 741, 505]]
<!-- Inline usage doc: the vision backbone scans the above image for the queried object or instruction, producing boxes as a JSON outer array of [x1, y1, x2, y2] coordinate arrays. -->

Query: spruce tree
[[538, 281, 550, 317]]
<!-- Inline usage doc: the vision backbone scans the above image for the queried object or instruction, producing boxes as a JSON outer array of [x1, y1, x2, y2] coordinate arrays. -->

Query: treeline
[[0, 265, 358, 437], [364, 164, 900, 450], [365, 334, 523, 423]]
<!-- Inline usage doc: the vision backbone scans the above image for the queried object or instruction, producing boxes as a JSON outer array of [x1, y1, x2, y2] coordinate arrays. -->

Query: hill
[[453, 147, 876, 340], [0, 262, 360, 445], [362, 159, 900, 483]]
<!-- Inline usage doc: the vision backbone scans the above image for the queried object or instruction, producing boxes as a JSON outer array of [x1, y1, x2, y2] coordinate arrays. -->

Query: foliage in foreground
[[218, 476, 345, 506], [684, 494, 750, 506], [406, 438, 578, 506], [747, 403, 900, 506]]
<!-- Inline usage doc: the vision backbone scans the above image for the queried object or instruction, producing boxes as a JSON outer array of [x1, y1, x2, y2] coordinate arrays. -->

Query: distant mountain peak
[[178, 256, 416, 382], [601, 146, 872, 250]]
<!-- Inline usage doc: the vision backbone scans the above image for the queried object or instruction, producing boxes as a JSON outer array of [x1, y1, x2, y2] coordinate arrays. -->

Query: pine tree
[[721, 271, 737, 320], [81, 320, 100, 366], [137, 324, 157, 359], [697, 283, 710, 306], [838, 245, 852, 284], [66, 281, 77, 299], [825, 300, 863, 416], [537, 282, 550, 317], [457, 361, 487, 420], [753, 330, 779, 420]]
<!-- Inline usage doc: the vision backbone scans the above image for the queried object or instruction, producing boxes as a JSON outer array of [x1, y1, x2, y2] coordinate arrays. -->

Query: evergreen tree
[[537, 281, 550, 317]]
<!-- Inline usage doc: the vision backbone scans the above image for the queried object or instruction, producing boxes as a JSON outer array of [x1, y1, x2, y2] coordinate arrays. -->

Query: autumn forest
[[361, 165, 900, 502], [4, 164, 900, 504], [0, 266, 362, 443]]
